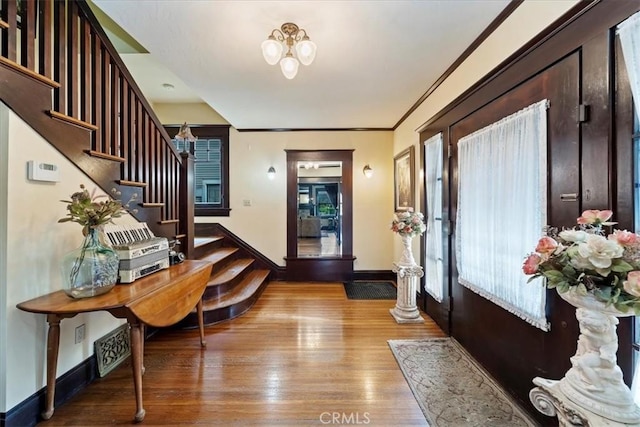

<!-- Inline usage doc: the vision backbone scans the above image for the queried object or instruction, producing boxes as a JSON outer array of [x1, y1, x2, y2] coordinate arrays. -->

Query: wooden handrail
[[0, 0, 193, 245]]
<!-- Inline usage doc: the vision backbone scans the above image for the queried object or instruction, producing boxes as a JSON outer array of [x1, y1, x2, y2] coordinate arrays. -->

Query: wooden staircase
[[177, 237, 270, 328], [0, 0, 194, 255], [0, 0, 273, 324]]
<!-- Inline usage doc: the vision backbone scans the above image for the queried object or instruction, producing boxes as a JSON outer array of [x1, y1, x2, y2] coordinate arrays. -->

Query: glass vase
[[61, 228, 119, 298]]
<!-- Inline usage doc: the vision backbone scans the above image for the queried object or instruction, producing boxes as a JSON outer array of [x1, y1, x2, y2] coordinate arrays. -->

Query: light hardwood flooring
[[297, 232, 341, 257], [38, 282, 445, 426]]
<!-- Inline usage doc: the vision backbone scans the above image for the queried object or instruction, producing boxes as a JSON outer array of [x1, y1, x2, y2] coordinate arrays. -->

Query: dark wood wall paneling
[[418, 1, 640, 422]]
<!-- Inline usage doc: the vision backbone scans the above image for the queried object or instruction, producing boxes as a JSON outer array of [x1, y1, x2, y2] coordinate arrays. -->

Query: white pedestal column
[[390, 235, 424, 324], [390, 263, 425, 323]]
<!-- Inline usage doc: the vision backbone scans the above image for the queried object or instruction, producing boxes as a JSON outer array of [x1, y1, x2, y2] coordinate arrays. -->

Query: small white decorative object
[[390, 211, 426, 324]]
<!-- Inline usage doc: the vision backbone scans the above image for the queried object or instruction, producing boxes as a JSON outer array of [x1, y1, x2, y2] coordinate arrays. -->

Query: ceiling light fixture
[[261, 22, 317, 80]]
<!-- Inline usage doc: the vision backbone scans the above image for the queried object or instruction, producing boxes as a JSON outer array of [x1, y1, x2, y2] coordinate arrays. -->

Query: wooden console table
[[16, 260, 213, 423]]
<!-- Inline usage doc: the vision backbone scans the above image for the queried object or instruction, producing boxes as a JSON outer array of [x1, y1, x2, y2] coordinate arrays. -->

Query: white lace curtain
[[618, 10, 640, 405], [456, 99, 549, 331], [619, 11, 640, 121], [424, 133, 444, 302]]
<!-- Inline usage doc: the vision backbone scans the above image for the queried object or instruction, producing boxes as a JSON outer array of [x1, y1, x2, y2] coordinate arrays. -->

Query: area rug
[[343, 281, 397, 300], [388, 338, 536, 426]]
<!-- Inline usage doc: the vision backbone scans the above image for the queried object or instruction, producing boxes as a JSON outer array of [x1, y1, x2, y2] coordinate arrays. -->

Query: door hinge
[[447, 144, 452, 158], [578, 104, 590, 123], [446, 220, 453, 235]]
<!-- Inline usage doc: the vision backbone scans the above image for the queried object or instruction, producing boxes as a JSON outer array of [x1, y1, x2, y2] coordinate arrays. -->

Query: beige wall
[[0, 103, 131, 411], [155, 104, 396, 271], [392, 0, 579, 262]]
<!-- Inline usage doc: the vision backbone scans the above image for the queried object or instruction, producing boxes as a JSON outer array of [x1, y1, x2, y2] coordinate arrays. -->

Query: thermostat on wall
[[27, 160, 60, 182]]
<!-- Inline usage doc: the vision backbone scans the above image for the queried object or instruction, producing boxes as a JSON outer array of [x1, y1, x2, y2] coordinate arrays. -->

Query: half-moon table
[[17, 260, 213, 423]]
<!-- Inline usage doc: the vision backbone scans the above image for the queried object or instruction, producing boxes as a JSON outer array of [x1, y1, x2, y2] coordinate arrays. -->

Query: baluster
[[136, 99, 144, 185], [143, 113, 151, 201], [80, 19, 91, 123], [53, 0, 65, 113], [92, 35, 102, 151], [121, 78, 130, 173], [38, 0, 52, 78], [2, 0, 17, 61], [154, 129, 162, 210], [102, 49, 111, 151], [127, 87, 136, 181], [111, 68, 120, 157], [66, 1, 78, 118], [21, 0, 35, 70], [149, 124, 157, 203]]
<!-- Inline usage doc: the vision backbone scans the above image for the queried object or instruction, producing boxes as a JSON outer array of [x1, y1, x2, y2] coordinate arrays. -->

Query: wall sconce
[[267, 166, 276, 180], [363, 164, 373, 178]]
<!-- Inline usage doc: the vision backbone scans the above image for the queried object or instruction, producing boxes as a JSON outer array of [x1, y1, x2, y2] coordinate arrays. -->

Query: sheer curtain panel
[[618, 11, 640, 404], [619, 11, 640, 121], [424, 133, 444, 302], [456, 100, 549, 331]]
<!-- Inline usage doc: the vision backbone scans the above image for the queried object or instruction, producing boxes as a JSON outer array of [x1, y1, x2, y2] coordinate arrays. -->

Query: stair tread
[[207, 258, 255, 287], [195, 236, 223, 248], [200, 247, 239, 266], [202, 270, 269, 310]]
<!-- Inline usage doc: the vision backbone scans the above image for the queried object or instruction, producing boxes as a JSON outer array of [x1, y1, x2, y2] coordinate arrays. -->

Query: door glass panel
[[297, 161, 342, 257]]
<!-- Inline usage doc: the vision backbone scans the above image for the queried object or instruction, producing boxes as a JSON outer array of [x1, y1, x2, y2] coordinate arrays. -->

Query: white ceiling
[[92, 0, 511, 130]]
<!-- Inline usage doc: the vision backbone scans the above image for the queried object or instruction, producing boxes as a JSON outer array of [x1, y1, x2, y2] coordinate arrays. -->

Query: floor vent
[[95, 323, 130, 377]]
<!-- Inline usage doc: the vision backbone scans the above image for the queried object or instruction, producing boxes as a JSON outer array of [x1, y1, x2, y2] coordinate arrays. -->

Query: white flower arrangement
[[390, 210, 426, 237]]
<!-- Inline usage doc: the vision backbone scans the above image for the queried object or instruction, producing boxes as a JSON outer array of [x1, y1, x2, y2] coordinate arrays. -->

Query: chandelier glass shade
[[261, 22, 316, 79]]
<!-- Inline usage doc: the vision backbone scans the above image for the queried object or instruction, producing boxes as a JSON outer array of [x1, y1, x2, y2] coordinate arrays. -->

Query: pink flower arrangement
[[391, 210, 426, 237], [523, 209, 640, 313]]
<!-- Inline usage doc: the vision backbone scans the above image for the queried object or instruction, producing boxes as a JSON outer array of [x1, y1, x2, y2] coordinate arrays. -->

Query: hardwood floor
[[38, 282, 445, 426], [297, 232, 341, 257]]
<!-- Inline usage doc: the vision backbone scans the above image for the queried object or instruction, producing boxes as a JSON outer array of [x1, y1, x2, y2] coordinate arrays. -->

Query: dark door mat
[[344, 281, 397, 300]]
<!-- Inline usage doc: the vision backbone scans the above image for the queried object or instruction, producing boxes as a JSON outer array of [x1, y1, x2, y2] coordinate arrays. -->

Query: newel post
[[179, 151, 195, 259]]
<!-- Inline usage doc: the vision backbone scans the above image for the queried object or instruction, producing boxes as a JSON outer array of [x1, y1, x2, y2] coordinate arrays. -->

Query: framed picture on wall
[[394, 146, 415, 211]]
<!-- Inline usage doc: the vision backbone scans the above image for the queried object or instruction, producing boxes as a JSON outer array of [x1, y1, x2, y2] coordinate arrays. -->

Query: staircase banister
[[75, 0, 179, 156]]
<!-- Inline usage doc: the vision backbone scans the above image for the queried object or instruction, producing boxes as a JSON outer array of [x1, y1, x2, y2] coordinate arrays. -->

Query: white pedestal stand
[[529, 289, 640, 426], [530, 378, 640, 426], [390, 235, 424, 324]]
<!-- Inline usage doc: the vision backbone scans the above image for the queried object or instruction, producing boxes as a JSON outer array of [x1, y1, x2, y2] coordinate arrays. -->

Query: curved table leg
[[141, 324, 145, 376], [197, 299, 206, 348], [42, 314, 61, 420], [129, 320, 146, 422]]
